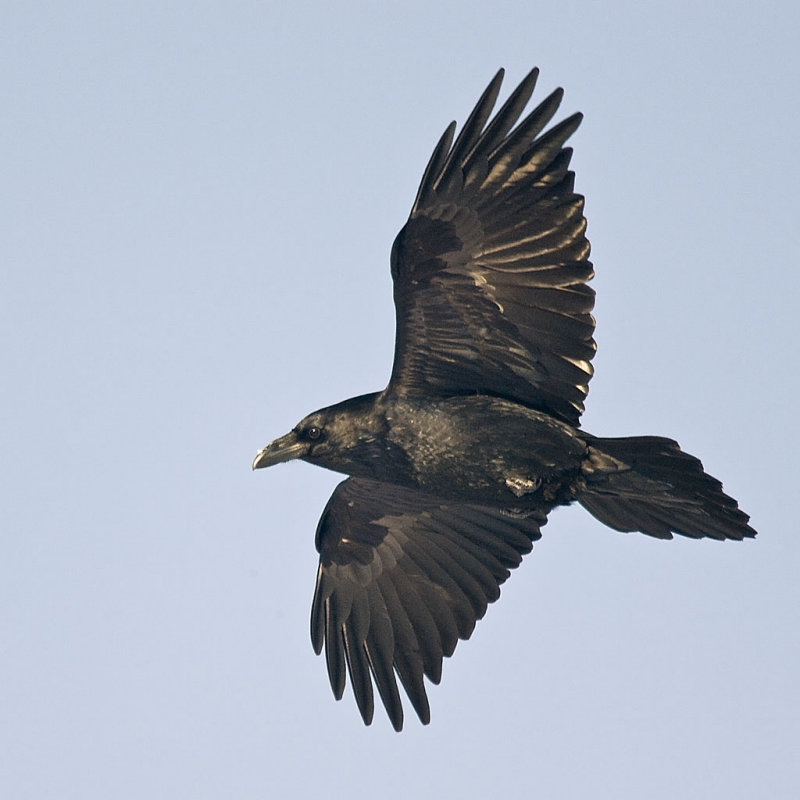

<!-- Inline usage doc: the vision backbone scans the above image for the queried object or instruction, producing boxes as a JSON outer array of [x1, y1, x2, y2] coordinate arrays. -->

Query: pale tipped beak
[[252, 432, 309, 470]]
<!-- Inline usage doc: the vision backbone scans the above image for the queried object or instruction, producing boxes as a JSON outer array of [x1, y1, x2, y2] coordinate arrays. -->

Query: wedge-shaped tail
[[578, 435, 755, 541]]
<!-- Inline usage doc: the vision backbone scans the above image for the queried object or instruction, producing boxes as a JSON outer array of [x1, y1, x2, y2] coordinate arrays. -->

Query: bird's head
[[252, 392, 387, 477]]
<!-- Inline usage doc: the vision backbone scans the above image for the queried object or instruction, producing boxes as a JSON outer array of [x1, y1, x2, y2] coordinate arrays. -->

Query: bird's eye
[[307, 426, 322, 440]]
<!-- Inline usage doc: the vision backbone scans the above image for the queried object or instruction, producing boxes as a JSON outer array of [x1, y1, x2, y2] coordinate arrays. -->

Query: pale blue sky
[[2, 2, 798, 798]]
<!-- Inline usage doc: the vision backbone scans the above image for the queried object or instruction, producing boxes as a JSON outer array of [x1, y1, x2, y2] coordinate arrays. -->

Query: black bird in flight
[[252, 68, 755, 731]]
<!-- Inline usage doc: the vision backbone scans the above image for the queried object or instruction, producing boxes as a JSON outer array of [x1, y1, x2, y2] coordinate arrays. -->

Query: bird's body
[[253, 68, 755, 730], [289, 393, 585, 510], [388, 394, 584, 509]]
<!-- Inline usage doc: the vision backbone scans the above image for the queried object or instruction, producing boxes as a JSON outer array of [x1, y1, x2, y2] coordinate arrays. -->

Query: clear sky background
[[3, 2, 798, 798]]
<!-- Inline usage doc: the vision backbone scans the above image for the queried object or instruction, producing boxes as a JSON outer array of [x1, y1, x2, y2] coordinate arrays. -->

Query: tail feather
[[577, 436, 755, 541]]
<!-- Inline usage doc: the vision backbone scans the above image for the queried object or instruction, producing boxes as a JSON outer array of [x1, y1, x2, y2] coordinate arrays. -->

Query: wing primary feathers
[[310, 565, 325, 654], [411, 121, 456, 214], [462, 67, 540, 190], [342, 625, 374, 726], [362, 585, 404, 730], [375, 573, 432, 724], [434, 68, 506, 199], [506, 112, 584, 193], [479, 88, 565, 195], [324, 595, 347, 700]]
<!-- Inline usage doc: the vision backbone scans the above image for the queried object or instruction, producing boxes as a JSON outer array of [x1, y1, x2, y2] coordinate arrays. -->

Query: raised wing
[[389, 68, 595, 426], [310, 477, 544, 730]]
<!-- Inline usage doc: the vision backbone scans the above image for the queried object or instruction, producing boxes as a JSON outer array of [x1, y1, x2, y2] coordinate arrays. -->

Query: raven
[[252, 68, 755, 731]]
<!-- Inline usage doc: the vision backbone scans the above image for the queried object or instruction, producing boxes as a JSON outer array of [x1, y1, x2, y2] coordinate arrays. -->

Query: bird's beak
[[252, 432, 309, 470]]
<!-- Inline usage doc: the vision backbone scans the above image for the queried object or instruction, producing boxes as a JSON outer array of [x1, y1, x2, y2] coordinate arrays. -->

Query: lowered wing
[[310, 477, 545, 730]]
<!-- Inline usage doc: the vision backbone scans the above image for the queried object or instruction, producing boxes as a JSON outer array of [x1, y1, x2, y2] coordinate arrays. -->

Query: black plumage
[[252, 68, 755, 731]]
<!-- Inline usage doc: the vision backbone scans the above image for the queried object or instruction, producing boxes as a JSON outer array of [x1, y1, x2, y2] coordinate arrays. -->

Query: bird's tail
[[576, 435, 755, 540]]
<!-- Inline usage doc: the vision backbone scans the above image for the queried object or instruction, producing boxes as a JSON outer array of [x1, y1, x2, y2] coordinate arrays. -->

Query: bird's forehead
[[298, 406, 346, 430], [298, 410, 325, 427]]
